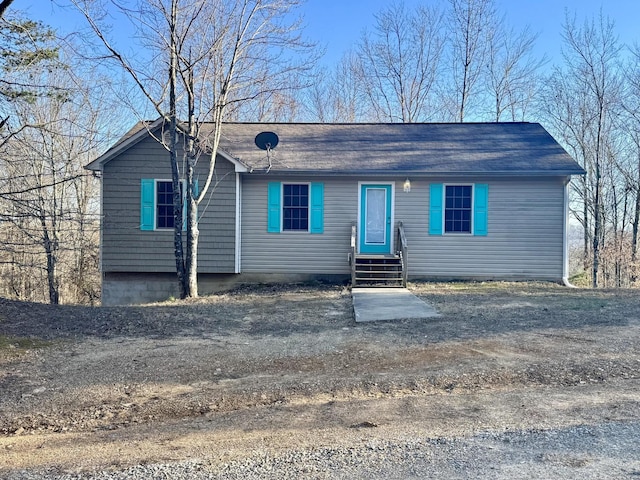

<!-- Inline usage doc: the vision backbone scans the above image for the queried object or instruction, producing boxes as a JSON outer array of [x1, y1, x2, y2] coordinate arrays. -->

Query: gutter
[[244, 169, 586, 177]]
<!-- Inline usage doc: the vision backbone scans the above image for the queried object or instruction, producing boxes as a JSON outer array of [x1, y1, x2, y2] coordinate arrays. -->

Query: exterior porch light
[[403, 178, 411, 193]]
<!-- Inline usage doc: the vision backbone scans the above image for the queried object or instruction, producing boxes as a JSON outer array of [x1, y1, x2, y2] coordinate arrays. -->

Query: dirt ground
[[0, 281, 639, 476]]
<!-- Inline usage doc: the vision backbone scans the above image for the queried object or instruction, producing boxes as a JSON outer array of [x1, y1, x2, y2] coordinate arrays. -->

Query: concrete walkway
[[352, 287, 440, 322]]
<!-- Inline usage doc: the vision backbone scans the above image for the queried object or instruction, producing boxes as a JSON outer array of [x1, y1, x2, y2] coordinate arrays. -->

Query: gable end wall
[[101, 134, 236, 273]]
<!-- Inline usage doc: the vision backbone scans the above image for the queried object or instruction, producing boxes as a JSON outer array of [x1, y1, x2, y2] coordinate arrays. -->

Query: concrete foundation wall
[[101, 271, 558, 306], [101, 272, 349, 306]]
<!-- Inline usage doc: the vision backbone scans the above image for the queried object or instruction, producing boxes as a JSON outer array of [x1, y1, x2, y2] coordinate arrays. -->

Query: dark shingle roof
[[86, 121, 584, 176], [215, 122, 583, 176]]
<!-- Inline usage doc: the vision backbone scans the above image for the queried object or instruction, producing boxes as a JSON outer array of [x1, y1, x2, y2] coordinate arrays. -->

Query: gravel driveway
[[0, 282, 639, 478]]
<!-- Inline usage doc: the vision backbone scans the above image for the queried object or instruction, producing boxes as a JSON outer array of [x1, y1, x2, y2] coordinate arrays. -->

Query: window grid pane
[[283, 184, 309, 231], [157, 181, 175, 229], [445, 185, 472, 233]]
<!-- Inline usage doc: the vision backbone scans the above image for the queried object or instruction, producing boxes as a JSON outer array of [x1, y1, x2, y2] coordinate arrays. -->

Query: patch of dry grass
[[0, 335, 52, 359]]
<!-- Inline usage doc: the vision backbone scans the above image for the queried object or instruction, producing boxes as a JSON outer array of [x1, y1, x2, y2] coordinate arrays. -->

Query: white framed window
[[444, 184, 473, 234], [282, 183, 310, 231]]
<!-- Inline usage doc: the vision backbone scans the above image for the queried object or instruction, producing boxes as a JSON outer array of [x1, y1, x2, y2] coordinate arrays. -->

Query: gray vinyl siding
[[101, 135, 236, 273], [398, 177, 565, 280], [241, 176, 566, 280], [241, 176, 357, 274]]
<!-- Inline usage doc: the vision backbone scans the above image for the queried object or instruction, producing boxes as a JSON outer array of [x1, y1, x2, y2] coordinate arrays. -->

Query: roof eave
[[216, 149, 250, 173], [84, 119, 250, 173], [85, 118, 164, 171], [244, 169, 587, 177]]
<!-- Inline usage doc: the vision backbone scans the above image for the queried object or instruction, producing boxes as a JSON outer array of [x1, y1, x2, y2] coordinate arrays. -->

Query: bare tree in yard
[[306, 52, 371, 123], [0, 10, 104, 304], [1, 137, 69, 304], [484, 23, 543, 121], [540, 12, 622, 287], [226, 81, 302, 123], [539, 71, 591, 272], [0, 50, 106, 304], [623, 126, 640, 283], [600, 135, 631, 287], [619, 45, 640, 283], [447, 0, 495, 122], [72, 0, 313, 299], [357, 2, 445, 122]]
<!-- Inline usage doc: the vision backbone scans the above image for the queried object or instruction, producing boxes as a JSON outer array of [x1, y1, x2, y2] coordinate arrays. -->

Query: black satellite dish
[[255, 131, 279, 150]]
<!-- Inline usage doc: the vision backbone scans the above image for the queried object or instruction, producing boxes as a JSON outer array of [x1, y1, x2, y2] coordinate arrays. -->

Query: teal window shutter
[[267, 182, 281, 233], [429, 183, 443, 235], [140, 179, 155, 230], [474, 184, 488, 236], [310, 183, 324, 234]]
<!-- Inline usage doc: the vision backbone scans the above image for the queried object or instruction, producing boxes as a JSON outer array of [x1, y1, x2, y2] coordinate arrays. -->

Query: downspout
[[562, 177, 578, 288], [234, 172, 242, 274], [96, 167, 105, 300]]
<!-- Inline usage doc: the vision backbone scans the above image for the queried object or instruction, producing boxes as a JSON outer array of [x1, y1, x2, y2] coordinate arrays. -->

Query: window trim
[[443, 183, 474, 235], [281, 182, 311, 232]]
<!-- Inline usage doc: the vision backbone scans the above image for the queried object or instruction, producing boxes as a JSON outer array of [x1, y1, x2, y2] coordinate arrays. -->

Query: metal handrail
[[397, 221, 408, 287], [350, 222, 357, 286]]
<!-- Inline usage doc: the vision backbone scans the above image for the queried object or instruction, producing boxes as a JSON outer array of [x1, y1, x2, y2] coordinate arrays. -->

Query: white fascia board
[[217, 149, 249, 173]]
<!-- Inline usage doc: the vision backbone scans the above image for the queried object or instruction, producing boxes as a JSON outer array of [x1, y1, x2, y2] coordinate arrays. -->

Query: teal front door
[[360, 184, 392, 254]]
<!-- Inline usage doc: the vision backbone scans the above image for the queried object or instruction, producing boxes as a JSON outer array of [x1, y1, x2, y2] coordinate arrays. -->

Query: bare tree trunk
[[42, 230, 59, 304], [37, 159, 61, 304], [592, 101, 607, 288], [185, 62, 198, 299], [168, 0, 186, 299], [355, 3, 445, 122], [632, 184, 640, 283], [448, 0, 494, 122], [630, 150, 640, 284], [459, 61, 468, 122], [592, 167, 602, 288], [610, 182, 621, 287], [485, 23, 542, 122], [620, 189, 629, 287], [583, 178, 590, 273], [186, 162, 198, 297]]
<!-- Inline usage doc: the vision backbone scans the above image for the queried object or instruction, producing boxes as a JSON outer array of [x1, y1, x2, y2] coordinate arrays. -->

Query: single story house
[[86, 120, 585, 306]]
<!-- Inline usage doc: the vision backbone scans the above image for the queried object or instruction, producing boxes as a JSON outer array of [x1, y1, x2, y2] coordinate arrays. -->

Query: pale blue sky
[[299, 0, 640, 67], [23, 0, 640, 68]]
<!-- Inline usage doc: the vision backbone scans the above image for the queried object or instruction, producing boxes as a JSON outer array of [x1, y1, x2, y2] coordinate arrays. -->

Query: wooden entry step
[[352, 255, 403, 287]]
